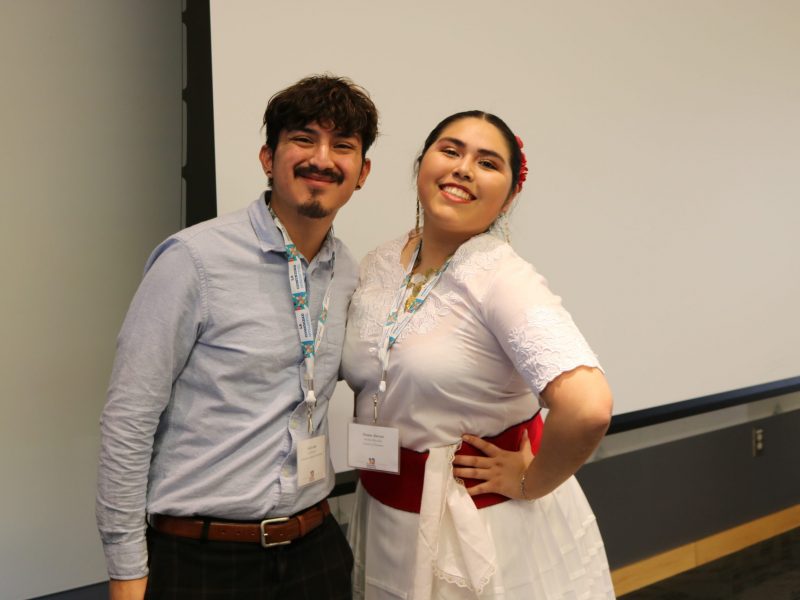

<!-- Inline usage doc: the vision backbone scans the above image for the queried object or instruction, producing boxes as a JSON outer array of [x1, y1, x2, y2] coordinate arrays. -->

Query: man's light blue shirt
[[96, 194, 358, 579]]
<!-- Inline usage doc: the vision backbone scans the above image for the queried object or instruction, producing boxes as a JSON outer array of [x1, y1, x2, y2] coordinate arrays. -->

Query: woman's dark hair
[[263, 75, 379, 157], [415, 110, 522, 193]]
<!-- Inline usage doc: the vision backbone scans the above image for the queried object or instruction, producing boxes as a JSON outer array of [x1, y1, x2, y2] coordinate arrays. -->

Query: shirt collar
[[248, 191, 336, 263]]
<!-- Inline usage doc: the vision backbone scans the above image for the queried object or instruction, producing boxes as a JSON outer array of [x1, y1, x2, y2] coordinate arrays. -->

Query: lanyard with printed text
[[269, 204, 335, 433], [372, 242, 452, 422]]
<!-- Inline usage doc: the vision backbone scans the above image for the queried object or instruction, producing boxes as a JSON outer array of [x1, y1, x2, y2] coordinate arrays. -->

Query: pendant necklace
[[403, 242, 450, 312]]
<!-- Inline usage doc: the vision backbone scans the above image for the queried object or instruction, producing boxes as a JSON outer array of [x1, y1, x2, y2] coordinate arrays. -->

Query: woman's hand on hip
[[451, 430, 533, 500]]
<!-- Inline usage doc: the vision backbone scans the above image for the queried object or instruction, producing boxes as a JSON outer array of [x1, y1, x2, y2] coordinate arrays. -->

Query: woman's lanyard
[[268, 205, 335, 433], [372, 241, 452, 422]]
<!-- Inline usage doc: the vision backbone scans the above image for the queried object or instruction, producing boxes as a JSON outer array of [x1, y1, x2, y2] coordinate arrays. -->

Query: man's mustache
[[294, 165, 344, 184]]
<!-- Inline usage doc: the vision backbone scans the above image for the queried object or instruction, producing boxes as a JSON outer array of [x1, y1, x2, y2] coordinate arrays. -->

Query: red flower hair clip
[[515, 135, 528, 192]]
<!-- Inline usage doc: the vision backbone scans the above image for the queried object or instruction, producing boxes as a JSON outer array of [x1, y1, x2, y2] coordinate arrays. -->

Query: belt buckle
[[260, 516, 291, 548]]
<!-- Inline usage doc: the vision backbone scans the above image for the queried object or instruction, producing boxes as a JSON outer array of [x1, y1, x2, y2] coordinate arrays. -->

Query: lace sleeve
[[481, 257, 601, 400], [507, 306, 601, 396]]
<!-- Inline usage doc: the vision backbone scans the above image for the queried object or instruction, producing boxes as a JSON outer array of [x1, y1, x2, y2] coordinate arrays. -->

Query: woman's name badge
[[347, 421, 400, 473], [297, 435, 327, 487]]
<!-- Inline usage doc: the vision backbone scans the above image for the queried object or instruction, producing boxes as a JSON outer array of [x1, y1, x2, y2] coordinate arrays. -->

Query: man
[[96, 75, 378, 599]]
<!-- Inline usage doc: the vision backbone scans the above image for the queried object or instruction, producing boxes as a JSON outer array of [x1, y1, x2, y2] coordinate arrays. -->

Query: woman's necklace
[[404, 268, 440, 312], [403, 242, 449, 312]]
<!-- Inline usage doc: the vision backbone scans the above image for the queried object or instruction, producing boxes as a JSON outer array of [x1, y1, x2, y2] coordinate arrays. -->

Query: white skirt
[[348, 474, 615, 600]]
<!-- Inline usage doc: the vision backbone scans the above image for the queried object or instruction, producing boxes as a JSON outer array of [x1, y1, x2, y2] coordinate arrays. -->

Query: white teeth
[[442, 186, 473, 201]]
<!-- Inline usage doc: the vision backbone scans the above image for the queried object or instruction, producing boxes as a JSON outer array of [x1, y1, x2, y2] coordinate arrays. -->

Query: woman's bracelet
[[520, 470, 534, 501]]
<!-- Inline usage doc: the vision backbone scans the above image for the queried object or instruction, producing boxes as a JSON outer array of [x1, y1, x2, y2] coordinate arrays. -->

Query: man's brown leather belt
[[150, 500, 330, 548]]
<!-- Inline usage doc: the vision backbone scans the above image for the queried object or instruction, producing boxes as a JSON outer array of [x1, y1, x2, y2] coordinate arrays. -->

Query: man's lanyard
[[372, 242, 452, 422], [268, 204, 335, 433]]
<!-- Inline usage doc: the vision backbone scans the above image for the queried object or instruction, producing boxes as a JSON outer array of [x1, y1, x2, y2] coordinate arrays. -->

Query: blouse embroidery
[[353, 234, 506, 343], [448, 234, 508, 286], [507, 306, 601, 394]]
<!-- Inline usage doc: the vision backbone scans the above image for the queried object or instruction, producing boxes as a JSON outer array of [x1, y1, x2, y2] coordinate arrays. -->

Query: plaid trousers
[[145, 514, 353, 599]]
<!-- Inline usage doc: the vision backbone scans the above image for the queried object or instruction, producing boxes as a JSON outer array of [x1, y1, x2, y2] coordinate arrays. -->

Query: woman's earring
[[498, 212, 510, 243], [415, 198, 422, 235]]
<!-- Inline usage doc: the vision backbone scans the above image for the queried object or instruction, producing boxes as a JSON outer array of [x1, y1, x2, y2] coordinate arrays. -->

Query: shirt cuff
[[103, 539, 149, 580]]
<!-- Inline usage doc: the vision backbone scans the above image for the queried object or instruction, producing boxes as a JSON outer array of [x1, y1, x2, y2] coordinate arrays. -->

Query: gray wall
[[578, 395, 800, 569], [0, 2, 182, 598]]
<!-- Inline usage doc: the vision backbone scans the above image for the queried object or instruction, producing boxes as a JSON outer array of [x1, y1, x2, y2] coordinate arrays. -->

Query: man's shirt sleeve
[[95, 239, 206, 579]]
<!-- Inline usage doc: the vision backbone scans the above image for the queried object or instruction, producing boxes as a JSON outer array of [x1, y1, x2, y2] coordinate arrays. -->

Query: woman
[[342, 111, 615, 599]]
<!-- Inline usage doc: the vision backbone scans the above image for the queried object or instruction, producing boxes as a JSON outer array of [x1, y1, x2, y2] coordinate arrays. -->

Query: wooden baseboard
[[611, 504, 800, 597]]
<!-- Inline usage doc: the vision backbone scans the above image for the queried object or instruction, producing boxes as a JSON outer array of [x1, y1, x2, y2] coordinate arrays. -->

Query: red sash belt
[[359, 412, 543, 513]]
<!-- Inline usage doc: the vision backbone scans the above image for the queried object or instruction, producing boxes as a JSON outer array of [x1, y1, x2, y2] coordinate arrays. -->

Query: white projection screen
[[208, 1, 800, 464]]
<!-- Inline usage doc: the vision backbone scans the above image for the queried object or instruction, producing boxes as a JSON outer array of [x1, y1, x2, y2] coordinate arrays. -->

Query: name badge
[[297, 435, 327, 487], [347, 421, 400, 473]]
